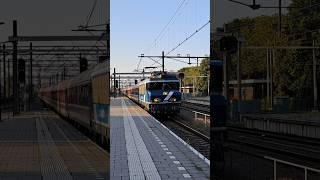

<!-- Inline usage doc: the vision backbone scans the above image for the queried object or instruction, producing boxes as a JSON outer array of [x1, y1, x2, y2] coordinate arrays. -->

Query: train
[[122, 71, 182, 116], [39, 61, 110, 148]]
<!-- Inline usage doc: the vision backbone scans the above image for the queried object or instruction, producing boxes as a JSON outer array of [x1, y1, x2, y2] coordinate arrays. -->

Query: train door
[[91, 74, 110, 139]]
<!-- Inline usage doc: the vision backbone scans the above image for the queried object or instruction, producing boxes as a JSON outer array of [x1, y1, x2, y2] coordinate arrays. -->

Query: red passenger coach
[[57, 80, 70, 117], [39, 61, 110, 148]]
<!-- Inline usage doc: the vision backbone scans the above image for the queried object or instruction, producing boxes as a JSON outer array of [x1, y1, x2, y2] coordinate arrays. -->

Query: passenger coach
[[39, 61, 110, 148]]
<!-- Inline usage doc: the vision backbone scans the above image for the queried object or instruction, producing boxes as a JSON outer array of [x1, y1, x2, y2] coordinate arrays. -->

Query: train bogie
[[148, 103, 180, 114]]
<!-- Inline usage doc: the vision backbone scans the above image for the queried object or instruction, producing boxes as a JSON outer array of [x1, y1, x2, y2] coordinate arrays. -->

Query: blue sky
[[111, 0, 210, 73]]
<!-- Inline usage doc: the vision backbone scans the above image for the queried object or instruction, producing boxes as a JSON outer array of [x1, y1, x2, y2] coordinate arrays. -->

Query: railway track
[[125, 96, 211, 159], [228, 127, 320, 161], [181, 100, 210, 114], [160, 116, 210, 160]]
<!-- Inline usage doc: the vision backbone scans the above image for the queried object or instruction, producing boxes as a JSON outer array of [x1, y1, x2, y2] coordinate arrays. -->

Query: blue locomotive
[[123, 71, 181, 115]]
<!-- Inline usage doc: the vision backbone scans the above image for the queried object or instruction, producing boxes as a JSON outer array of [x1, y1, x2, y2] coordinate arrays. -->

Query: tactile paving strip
[[122, 98, 161, 180], [110, 97, 210, 180]]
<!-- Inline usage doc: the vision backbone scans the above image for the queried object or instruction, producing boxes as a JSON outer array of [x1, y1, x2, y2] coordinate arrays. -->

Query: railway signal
[[115, 80, 119, 88], [219, 35, 238, 54], [80, 57, 88, 73], [178, 72, 185, 92]]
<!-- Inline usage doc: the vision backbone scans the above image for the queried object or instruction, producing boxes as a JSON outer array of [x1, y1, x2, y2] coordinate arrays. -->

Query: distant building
[[181, 85, 194, 94], [228, 79, 268, 100]]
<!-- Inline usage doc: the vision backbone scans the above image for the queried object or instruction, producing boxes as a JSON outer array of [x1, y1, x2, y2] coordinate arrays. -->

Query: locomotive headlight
[[170, 97, 176, 102], [163, 92, 168, 95], [154, 98, 161, 103]]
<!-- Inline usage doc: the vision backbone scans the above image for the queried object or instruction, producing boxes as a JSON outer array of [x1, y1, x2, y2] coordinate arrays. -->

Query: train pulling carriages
[[123, 71, 182, 116], [39, 61, 110, 148]]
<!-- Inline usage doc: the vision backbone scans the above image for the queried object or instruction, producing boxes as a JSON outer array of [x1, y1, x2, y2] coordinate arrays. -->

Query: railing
[[193, 110, 210, 127], [264, 156, 320, 180]]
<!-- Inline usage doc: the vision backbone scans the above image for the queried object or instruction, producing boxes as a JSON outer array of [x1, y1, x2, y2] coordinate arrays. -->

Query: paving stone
[[110, 97, 210, 180], [0, 111, 109, 180]]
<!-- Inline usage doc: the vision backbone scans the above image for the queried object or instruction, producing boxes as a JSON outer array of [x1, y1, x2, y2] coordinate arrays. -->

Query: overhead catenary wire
[[145, 0, 188, 54], [85, 0, 98, 27], [166, 20, 210, 55], [136, 0, 208, 72], [168, 57, 193, 64], [15, 1, 108, 85], [147, 57, 163, 66], [136, 57, 143, 71]]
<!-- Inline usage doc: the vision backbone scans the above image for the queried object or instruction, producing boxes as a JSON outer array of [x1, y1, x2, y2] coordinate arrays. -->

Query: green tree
[[178, 58, 209, 96], [197, 58, 210, 96], [224, 3, 320, 98]]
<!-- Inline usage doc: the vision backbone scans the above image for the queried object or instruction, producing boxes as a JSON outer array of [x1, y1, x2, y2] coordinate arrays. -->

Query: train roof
[[40, 61, 109, 91], [123, 71, 180, 91], [39, 84, 58, 93], [57, 79, 71, 90], [69, 61, 109, 88], [149, 71, 179, 80]]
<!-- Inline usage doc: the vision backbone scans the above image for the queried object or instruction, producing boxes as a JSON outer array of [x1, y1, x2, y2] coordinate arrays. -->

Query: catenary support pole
[[29, 42, 33, 110], [278, 0, 282, 37], [12, 20, 18, 115], [313, 40, 318, 111], [113, 68, 116, 98], [237, 38, 241, 115], [162, 51, 165, 73], [267, 49, 270, 109], [3, 45, 6, 99]]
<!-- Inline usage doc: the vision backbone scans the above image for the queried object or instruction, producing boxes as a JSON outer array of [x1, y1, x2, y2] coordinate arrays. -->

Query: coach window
[[77, 87, 80, 104], [72, 87, 76, 104], [73, 87, 76, 104], [84, 85, 89, 105], [80, 86, 83, 105], [70, 88, 73, 104], [69, 88, 72, 104]]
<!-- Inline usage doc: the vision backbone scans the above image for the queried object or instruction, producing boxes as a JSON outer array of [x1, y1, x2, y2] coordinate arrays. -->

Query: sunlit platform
[[0, 111, 109, 180], [110, 97, 210, 180]]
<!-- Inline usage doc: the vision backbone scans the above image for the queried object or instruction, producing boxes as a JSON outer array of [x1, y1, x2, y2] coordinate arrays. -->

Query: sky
[[0, 0, 292, 75], [0, 0, 108, 84], [212, 0, 292, 29], [111, 0, 210, 73], [0, 0, 109, 42]]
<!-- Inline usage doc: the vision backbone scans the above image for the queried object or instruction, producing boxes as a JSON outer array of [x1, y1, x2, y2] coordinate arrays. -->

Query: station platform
[[182, 96, 210, 106], [0, 111, 109, 180], [110, 97, 210, 180], [240, 113, 320, 139]]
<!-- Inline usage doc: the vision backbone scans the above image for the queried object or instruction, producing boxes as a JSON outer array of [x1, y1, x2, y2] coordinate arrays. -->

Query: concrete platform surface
[[0, 111, 109, 180], [110, 97, 210, 180]]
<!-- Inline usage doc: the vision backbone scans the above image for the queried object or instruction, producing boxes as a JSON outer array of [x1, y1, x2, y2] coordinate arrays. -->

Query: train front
[[145, 79, 181, 115]]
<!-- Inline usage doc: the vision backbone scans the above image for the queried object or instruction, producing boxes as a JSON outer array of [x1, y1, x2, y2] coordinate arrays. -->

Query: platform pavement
[[185, 100, 210, 106], [110, 97, 210, 180], [0, 111, 109, 180]]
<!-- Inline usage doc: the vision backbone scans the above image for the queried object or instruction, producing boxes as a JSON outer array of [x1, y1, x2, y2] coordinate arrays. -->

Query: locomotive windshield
[[147, 82, 163, 90], [163, 82, 179, 91], [146, 82, 179, 91]]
